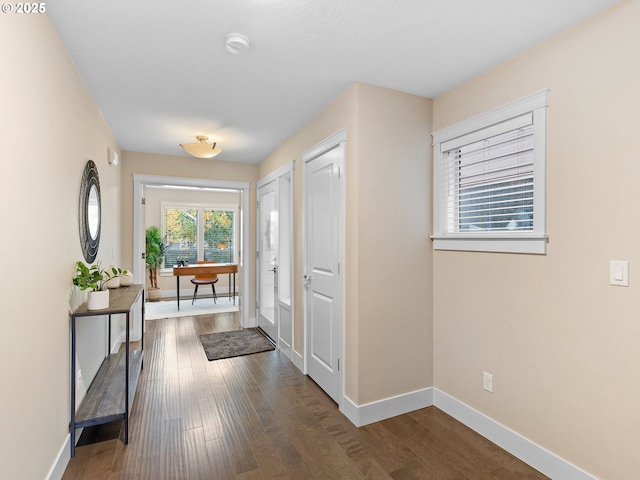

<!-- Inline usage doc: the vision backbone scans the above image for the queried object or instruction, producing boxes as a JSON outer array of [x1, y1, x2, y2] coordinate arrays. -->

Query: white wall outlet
[[76, 370, 83, 389], [483, 372, 493, 393]]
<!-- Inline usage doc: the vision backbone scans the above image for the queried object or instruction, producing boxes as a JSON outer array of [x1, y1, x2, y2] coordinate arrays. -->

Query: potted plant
[[73, 261, 127, 310], [145, 226, 167, 301]]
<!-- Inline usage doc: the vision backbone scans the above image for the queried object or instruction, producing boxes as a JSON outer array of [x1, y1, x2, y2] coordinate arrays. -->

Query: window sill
[[431, 234, 548, 255]]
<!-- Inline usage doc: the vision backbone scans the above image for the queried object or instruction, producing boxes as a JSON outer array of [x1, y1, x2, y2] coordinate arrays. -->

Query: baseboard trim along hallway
[[340, 386, 598, 480], [342, 387, 434, 428]]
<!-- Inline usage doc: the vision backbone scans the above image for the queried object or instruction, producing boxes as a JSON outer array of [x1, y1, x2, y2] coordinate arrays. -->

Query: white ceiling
[[48, 0, 619, 164]]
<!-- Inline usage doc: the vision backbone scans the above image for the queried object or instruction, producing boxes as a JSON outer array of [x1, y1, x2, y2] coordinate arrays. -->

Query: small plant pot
[[105, 276, 120, 289], [120, 272, 133, 286], [87, 290, 110, 310], [147, 287, 161, 301]]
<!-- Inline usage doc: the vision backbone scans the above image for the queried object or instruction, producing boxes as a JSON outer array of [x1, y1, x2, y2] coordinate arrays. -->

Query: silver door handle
[[303, 274, 313, 285]]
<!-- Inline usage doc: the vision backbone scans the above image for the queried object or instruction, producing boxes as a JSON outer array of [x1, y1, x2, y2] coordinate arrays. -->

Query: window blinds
[[440, 113, 535, 233]]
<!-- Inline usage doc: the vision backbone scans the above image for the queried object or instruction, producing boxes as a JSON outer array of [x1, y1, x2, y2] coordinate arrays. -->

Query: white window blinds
[[441, 113, 534, 233], [431, 89, 549, 254]]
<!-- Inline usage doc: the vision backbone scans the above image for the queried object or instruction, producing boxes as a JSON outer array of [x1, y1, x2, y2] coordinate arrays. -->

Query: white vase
[[105, 265, 121, 288], [120, 271, 133, 286], [87, 289, 109, 310]]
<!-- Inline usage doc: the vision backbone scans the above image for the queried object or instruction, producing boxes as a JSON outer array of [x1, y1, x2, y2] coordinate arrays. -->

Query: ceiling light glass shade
[[180, 136, 222, 158], [226, 33, 250, 54]]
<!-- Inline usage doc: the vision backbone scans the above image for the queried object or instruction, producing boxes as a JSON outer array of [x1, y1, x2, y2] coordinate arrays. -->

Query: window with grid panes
[[163, 204, 237, 269]]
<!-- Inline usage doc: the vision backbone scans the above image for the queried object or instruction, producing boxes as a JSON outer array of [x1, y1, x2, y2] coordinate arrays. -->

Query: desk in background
[[172, 263, 238, 310]]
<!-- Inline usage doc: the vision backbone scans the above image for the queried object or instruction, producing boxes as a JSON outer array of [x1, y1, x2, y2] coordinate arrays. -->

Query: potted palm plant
[[73, 261, 127, 310], [145, 226, 167, 301]]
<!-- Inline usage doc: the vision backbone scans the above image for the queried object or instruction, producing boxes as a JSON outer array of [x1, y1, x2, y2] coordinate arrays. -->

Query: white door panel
[[278, 303, 292, 352], [257, 164, 294, 352], [257, 181, 278, 341], [304, 135, 344, 404], [310, 291, 333, 368]]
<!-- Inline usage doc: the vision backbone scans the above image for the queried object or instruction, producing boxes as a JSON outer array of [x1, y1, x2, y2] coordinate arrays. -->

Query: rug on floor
[[199, 328, 275, 361], [145, 297, 238, 320]]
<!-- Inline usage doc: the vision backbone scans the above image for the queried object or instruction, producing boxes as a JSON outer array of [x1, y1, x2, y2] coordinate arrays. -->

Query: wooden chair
[[191, 261, 218, 305]]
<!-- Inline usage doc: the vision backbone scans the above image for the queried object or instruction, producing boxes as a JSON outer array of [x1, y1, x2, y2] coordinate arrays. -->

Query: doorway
[[132, 174, 251, 329], [257, 162, 294, 360], [302, 130, 345, 405]]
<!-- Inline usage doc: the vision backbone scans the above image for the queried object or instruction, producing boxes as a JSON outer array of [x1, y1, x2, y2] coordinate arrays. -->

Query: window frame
[[161, 201, 238, 272], [431, 89, 549, 254]]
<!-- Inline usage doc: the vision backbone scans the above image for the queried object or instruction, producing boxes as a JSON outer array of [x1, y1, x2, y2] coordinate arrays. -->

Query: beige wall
[[120, 151, 258, 312], [0, 15, 122, 480], [355, 84, 433, 402], [258, 83, 433, 404], [432, 1, 640, 478]]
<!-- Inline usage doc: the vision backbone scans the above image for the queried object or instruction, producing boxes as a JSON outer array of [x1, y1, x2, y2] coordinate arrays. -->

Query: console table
[[70, 284, 144, 457]]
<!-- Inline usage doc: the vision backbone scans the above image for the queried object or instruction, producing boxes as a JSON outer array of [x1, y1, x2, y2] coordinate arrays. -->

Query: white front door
[[257, 180, 278, 341], [303, 132, 345, 404]]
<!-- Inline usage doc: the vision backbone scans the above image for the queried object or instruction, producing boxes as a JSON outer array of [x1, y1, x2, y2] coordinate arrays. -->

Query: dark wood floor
[[63, 312, 548, 479]]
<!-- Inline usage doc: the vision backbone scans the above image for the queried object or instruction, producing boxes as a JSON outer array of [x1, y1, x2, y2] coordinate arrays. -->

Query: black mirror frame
[[79, 160, 101, 263]]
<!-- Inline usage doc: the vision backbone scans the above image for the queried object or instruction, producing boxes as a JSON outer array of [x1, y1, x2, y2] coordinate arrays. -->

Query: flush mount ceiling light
[[179, 136, 222, 159], [225, 33, 250, 55]]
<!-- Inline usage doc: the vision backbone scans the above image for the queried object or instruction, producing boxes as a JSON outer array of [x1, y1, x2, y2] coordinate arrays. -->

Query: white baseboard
[[433, 389, 597, 480], [335, 386, 596, 479], [341, 387, 434, 427], [46, 434, 70, 480]]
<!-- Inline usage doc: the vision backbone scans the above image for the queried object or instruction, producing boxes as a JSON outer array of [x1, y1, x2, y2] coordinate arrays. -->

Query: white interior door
[[303, 133, 344, 404], [257, 180, 278, 341]]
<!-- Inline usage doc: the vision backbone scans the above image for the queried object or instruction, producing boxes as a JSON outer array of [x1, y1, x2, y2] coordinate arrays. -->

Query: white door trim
[[302, 129, 346, 407], [257, 160, 294, 189], [132, 174, 251, 328]]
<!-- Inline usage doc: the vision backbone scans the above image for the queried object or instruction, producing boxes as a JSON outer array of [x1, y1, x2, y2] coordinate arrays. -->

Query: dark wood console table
[[70, 284, 144, 457]]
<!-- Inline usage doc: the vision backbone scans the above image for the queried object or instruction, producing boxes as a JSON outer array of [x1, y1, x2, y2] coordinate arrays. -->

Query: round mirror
[[79, 160, 101, 262], [87, 185, 100, 240]]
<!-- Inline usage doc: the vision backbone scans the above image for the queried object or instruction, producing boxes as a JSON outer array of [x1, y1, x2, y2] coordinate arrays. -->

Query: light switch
[[610, 260, 629, 287], [614, 265, 624, 281]]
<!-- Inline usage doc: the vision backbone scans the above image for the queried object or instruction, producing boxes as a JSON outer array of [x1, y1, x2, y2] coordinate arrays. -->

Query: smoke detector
[[225, 33, 251, 55]]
